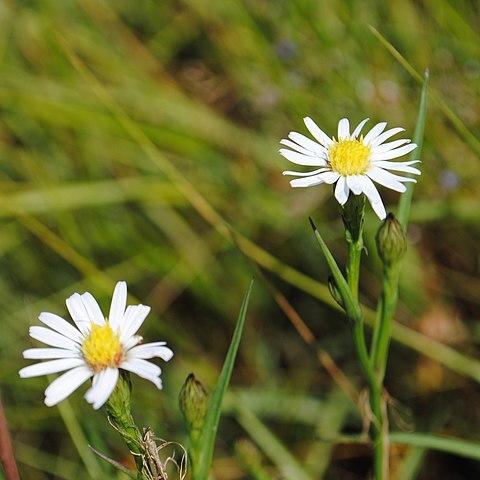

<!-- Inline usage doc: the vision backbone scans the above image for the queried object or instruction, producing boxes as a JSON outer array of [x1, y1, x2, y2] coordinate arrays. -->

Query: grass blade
[[397, 69, 429, 229], [391, 432, 480, 461], [194, 278, 255, 480]]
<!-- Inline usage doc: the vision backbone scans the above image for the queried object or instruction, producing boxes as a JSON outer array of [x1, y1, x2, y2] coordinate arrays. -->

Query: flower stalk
[[104, 372, 145, 474]]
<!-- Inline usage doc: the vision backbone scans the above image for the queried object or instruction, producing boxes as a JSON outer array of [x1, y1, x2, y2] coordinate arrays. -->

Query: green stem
[[346, 241, 375, 388], [104, 373, 146, 478], [370, 381, 386, 479], [343, 195, 386, 480], [371, 263, 402, 380]]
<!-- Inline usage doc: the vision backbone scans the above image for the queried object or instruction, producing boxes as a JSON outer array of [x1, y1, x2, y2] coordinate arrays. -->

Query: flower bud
[[376, 213, 407, 265], [179, 373, 208, 432]]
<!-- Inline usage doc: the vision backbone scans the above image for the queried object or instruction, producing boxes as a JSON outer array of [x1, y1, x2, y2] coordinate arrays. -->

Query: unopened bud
[[179, 373, 208, 432], [376, 213, 407, 265], [328, 275, 344, 309]]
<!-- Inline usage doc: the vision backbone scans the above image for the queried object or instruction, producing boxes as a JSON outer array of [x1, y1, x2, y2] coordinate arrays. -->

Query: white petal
[[279, 148, 325, 167], [363, 122, 387, 145], [128, 343, 174, 361], [321, 171, 342, 184], [363, 122, 387, 144], [120, 305, 151, 344], [38, 312, 83, 343], [290, 171, 340, 188], [359, 176, 386, 220], [66, 293, 91, 332], [19, 358, 85, 378], [373, 139, 411, 154], [372, 160, 421, 175], [283, 167, 330, 177], [288, 132, 326, 154], [109, 281, 127, 331], [289, 176, 318, 188], [370, 127, 405, 147], [351, 118, 369, 138], [121, 359, 162, 389], [23, 348, 80, 360], [280, 138, 315, 156], [346, 175, 364, 195], [367, 168, 415, 192], [334, 176, 350, 205], [29, 326, 79, 350], [81, 292, 105, 326], [85, 368, 119, 410], [44, 366, 92, 406], [337, 118, 350, 140], [304, 117, 333, 147], [123, 334, 143, 351], [371, 144, 417, 161]]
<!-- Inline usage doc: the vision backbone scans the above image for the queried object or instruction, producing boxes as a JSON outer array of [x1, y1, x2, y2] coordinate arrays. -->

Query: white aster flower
[[19, 281, 174, 410], [280, 117, 421, 219]]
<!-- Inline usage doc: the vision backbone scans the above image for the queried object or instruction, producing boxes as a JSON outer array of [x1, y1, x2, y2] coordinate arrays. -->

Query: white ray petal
[[371, 143, 417, 161], [346, 175, 364, 195], [44, 366, 92, 406], [288, 132, 326, 154], [370, 127, 405, 147], [38, 312, 83, 343], [283, 167, 330, 177], [367, 168, 415, 192], [29, 326, 79, 350], [23, 348, 80, 360], [373, 139, 411, 154], [337, 118, 350, 140], [127, 343, 174, 361], [81, 292, 105, 326], [123, 334, 143, 351], [109, 281, 127, 331], [372, 160, 421, 175], [119, 305, 150, 343], [304, 117, 333, 147], [280, 138, 315, 156], [359, 176, 386, 220], [351, 118, 369, 139], [121, 359, 162, 389], [85, 368, 119, 410], [279, 148, 325, 167], [363, 122, 387, 144], [19, 358, 85, 378], [334, 176, 349, 205], [290, 171, 340, 188], [321, 171, 342, 184], [66, 293, 91, 332]]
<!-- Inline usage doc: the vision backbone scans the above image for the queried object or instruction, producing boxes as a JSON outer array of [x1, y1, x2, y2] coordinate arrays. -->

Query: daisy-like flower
[[19, 281, 173, 410], [280, 117, 421, 219]]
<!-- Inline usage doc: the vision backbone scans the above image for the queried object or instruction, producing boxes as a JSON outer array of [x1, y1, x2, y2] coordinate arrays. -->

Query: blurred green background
[[1, 0, 480, 479]]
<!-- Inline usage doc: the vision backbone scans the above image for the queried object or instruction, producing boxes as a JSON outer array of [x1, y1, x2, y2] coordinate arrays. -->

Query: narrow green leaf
[[193, 278, 255, 480], [390, 432, 480, 461], [397, 70, 429, 229], [308, 218, 361, 322]]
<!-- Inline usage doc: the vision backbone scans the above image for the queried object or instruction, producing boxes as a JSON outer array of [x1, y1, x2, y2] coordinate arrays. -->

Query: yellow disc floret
[[329, 139, 371, 176], [82, 322, 124, 372]]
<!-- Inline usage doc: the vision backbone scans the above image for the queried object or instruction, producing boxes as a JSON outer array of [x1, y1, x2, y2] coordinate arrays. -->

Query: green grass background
[[1, 0, 480, 479]]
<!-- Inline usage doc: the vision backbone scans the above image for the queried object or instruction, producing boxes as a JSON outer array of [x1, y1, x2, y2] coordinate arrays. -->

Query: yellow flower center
[[329, 139, 371, 176], [82, 322, 124, 372]]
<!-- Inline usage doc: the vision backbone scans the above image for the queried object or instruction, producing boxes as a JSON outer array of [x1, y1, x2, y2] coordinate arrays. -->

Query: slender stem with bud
[[342, 194, 386, 480]]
